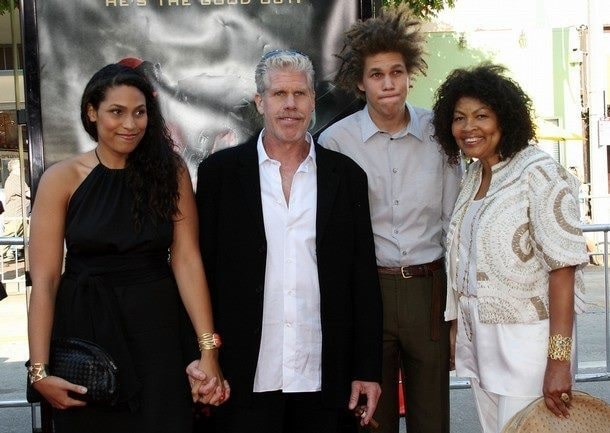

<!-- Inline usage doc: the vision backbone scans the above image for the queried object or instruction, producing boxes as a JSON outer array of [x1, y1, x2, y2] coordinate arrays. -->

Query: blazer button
[[256, 284, 264, 294], [258, 245, 266, 254], [253, 326, 261, 335]]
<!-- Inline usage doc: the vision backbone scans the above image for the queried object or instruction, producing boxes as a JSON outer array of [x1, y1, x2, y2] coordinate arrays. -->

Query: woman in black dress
[[27, 64, 229, 432]]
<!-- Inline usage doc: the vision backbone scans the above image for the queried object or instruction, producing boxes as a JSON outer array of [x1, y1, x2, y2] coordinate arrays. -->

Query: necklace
[[94, 147, 102, 165], [93, 148, 126, 169]]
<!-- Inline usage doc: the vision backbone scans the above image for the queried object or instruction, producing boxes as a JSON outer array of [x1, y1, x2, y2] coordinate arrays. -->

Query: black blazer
[[196, 137, 382, 408]]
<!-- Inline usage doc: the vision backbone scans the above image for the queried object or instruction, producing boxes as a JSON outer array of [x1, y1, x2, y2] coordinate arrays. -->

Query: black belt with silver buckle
[[377, 258, 443, 279]]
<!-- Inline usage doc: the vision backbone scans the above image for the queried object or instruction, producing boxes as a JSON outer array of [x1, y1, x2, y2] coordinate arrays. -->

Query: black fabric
[[214, 391, 356, 433], [50, 164, 195, 433], [57, 254, 173, 410], [196, 138, 383, 410]]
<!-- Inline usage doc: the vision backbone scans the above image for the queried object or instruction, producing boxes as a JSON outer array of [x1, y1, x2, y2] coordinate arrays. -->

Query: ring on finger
[[560, 392, 570, 403]]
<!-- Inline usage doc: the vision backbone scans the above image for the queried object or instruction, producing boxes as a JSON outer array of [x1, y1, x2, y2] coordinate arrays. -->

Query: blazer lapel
[[315, 145, 339, 246], [237, 139, 266, 239]]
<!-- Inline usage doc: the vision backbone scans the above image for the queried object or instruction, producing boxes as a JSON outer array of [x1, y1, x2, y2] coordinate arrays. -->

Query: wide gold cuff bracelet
[[198, 332, 222, 351], [548, 334, 572, 362], [27, 362, 49, 384]]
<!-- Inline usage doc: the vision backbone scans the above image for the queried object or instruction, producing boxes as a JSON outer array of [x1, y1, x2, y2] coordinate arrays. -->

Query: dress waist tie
[[60, 254, 172, 411]]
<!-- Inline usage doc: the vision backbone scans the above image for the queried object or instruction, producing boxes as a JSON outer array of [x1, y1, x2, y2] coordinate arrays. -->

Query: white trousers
[[470, 378, 537, 433]]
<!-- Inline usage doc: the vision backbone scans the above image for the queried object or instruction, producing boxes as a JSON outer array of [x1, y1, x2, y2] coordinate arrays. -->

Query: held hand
[[349, 380, 381, 427], [186, 360, 219, 404], [542, 359, 572, 418], [186, 360, 207, 402], [186, 352, 230, 406], [32, 376, 88, 410], [197, 351, 229, 405]]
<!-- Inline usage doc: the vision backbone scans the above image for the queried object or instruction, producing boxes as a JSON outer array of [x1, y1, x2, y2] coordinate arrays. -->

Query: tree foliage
[[383, 0, 455, 19], [0, 0, 18, 16]]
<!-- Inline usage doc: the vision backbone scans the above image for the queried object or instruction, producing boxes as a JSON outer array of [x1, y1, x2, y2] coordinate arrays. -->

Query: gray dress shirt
[[319, 103, 462, 267]]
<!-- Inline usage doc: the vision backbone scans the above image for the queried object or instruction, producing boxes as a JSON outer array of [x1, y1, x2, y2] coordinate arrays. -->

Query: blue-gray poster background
[[35, 0, 361, 182]]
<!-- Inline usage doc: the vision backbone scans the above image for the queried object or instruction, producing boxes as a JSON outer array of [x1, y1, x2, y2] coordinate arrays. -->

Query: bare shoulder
[[175, 156, 188, 174], [37, 151, 98, 201], [176, 157, 193, 185]]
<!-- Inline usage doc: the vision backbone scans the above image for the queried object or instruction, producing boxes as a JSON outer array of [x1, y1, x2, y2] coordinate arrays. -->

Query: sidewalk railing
[[0, 231, 28, 293], [579, 223, 610, 382], [0, 401, 41, 432]]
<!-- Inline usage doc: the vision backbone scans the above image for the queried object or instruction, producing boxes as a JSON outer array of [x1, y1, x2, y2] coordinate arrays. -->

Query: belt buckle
[[400, 266, 413, 279]]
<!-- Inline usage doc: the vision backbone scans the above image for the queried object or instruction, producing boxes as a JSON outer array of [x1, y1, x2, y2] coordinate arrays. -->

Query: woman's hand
[[32, 376, 88, 410], [186, 351, 230, 406], [542, 358, 572, 418]]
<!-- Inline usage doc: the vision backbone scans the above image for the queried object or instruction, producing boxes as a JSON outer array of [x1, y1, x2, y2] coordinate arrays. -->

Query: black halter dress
[[51, 163, 197, 432]]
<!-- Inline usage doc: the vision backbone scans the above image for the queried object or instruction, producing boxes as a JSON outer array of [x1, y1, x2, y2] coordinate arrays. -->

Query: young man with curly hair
[[319, 7, 461, 433]]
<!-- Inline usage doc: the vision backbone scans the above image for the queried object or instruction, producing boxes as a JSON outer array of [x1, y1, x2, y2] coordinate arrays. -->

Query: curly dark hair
[[334, 5, 427, 99], [432, 63, 536, 165], [80, 63, 181, 228]]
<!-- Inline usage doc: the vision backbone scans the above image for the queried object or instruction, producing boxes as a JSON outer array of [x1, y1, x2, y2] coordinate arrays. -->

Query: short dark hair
[[334, 6, 426, 99], [80, 63, 181, 227], [432, 63, 536, 165]]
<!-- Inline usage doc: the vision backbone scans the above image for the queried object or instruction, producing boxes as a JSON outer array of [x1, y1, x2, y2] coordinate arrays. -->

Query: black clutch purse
[[27, 338, 119, 406]]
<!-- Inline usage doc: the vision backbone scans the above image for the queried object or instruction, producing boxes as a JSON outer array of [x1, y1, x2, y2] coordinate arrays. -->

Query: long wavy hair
[[334, 5, 427, 99], [432, 63, 536, 165], [81, 63, 181, 229]]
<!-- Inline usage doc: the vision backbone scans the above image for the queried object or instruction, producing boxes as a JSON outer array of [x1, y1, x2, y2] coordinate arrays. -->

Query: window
[[0, 111, 18, 150], [0, 44, 23, 71], [536, 118, 561, 163]]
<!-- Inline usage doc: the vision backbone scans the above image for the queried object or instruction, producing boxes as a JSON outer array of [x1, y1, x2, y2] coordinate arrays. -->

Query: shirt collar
[[360, 102, 424, 143], [256, 129, 317, 168]]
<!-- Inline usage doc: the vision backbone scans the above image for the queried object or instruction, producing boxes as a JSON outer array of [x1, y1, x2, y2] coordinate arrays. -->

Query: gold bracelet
[[548, 334, 572, 362], [198, 332, 222, 351], [27, 362, 49, 384]]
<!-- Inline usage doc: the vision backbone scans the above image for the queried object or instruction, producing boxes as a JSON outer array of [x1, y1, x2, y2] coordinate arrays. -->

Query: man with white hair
[[191, 49, 382, 433]]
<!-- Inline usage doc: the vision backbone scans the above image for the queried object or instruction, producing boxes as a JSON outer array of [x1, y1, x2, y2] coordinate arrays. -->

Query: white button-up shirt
[[319, 103, 462, 267], [253, 130, 322, 393]]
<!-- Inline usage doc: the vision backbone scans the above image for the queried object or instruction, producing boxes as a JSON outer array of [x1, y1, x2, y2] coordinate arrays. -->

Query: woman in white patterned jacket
[[431, 64, 589, 433]]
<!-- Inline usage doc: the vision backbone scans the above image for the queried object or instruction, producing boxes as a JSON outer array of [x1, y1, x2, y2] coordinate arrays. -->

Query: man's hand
[[349, 380, 381, 427], [185, 359, 231, 406]]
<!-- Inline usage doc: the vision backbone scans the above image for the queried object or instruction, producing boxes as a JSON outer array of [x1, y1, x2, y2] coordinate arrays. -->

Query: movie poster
[[26, 0, 363, 182]]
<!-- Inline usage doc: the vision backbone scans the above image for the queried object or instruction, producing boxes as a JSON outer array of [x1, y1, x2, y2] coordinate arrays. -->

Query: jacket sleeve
[[349, 162, 383, 383], [527, 161, 589, 313], [527, 161, 588, 272]]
